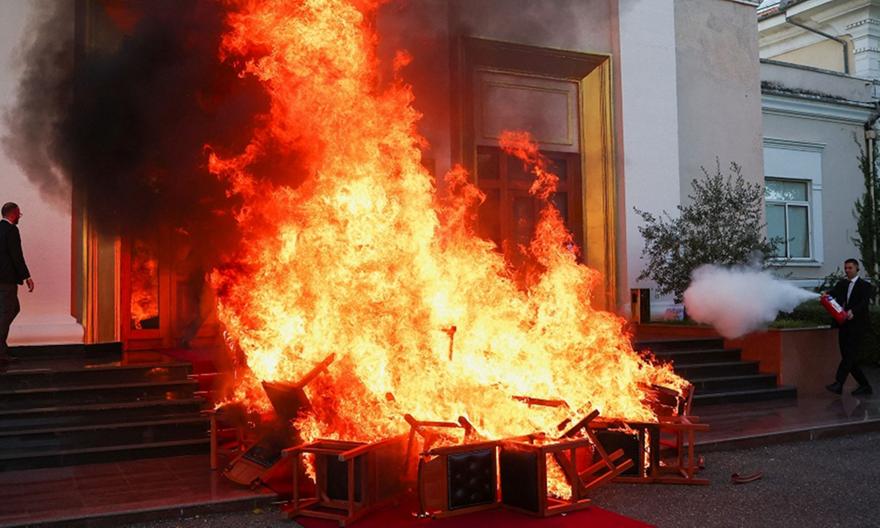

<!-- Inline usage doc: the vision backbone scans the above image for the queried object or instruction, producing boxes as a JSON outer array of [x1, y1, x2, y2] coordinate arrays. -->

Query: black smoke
[[2, 0, 271, 265]]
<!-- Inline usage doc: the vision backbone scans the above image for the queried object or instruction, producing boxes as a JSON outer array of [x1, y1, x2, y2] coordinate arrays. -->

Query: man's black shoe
[[825, 382, 843, 395], [852, 385, 873, 396]]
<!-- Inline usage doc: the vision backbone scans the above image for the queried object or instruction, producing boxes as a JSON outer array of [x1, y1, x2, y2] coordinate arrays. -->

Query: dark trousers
[[0, 284, 20, 359], [835, 325, 870, 387]]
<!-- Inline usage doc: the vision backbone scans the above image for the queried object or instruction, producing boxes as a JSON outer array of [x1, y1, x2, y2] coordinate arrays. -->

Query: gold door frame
[[451, 38, 618, 309]]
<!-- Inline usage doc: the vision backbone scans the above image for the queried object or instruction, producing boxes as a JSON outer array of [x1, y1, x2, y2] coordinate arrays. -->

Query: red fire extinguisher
[[820, 294, 848, 325]]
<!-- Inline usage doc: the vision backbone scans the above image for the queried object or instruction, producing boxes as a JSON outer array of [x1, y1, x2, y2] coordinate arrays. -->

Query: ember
[[206, 0, 687, 499]]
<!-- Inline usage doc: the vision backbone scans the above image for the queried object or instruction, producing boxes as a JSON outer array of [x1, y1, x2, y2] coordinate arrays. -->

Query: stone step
[[650, 348, 742, 365], [0, 380, 199, 411], [689, 373, 778, 393], [692, 385, 798, 406], [0, 345, 210, 470], [634, 336, 798, 406], [0, 398, 205, 432], [0, 362, 192, 391], [7, 342, 122, 360], [0, 416, 209, 452], [633, 337, 725, 353], [0, 438, 210, 472], [673, 360, 760, 378]]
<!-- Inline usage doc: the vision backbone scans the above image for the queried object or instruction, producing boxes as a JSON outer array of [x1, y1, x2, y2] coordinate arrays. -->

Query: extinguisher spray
[[820, 294, 848, 325]]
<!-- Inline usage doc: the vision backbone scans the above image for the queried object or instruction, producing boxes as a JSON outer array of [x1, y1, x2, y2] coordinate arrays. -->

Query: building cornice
[[846, 17, 880, 29], [762, 93, 874, 124], [763, 137, 826, 152], [759, 0, 876, 56], [761, 57, 872, 80]]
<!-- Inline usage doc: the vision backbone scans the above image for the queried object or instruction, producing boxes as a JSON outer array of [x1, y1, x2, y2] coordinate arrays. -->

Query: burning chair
[[206, 402, 260, 472], [405, 414, 499, 519], [654, 383, 709, 484], [214, 354, 334, 486], [498, 408, 634, 517], [408, 405, 634, 520], [591, 383, 709, 485], [283, 436, 408, 526]]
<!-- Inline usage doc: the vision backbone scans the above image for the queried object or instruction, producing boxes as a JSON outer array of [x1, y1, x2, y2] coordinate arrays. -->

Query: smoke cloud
[[2, 0, 273, 266], [683, 264, 819, 339], [1, 0, 73, 209]]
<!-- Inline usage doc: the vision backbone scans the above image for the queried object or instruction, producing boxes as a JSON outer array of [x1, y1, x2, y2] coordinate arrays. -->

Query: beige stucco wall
[[770, 37, 854, 74], [674, 0, 765, 200]]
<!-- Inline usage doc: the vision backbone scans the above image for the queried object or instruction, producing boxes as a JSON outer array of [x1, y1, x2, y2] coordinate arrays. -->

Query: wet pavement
[[0, 454, 274, 528], [0, 366, 877, 527], [126, 432, 880, 528], [590, 431, 880, 528]]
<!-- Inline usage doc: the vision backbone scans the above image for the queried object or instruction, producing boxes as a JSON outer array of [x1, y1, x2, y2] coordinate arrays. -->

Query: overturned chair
[[407, 406, 633, 519]]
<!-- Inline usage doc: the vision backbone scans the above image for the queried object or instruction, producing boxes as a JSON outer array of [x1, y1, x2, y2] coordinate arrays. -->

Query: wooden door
[[120, 229, 218, 350]]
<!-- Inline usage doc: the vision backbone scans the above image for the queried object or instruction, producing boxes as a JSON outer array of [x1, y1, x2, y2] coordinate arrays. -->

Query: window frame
[[765, 177, 812, 261], [763, 138, 824, 267], [475, 145, 583, 261]]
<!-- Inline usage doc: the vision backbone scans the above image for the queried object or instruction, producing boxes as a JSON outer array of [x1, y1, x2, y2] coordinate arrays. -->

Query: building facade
[[759, 0, 880, 286], [0, 0, 764, 347]]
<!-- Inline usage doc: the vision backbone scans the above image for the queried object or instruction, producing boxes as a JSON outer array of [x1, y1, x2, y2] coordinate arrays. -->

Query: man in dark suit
[[0, 202, 34, 371], [825, 258, 873, 396]]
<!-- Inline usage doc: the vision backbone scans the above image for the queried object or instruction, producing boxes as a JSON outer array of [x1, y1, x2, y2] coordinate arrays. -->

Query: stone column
[[847, 16, 880, 81]]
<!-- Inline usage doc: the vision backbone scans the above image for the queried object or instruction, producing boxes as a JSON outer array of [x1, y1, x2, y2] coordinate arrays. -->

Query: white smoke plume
[[683, 264, 819, 339]]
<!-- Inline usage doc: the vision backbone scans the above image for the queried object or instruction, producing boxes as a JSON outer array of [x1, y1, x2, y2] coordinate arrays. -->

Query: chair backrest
[[678, 383, 695, 417]]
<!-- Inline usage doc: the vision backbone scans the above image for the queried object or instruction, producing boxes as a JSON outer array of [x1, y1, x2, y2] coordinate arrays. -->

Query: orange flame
[[130, 239, 159, 330], [208, 0, 683, 453]]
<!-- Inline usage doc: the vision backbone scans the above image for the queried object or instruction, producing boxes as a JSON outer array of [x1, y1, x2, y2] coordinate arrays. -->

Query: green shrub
[[634, 160, 776, 302], [774, 300, 828, 326]]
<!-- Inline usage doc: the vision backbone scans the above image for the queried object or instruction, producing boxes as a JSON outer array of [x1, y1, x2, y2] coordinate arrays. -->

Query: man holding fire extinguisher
[[823, 258, 874, 396]]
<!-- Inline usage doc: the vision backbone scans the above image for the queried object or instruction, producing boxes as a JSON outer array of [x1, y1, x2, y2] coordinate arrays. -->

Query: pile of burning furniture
[[208, 355, 708, 526]]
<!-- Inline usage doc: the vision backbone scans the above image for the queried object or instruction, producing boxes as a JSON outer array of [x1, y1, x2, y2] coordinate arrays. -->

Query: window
[[475, 146, 583, 264], [765, 178, 811, 259], [763, 139, 824, 265]]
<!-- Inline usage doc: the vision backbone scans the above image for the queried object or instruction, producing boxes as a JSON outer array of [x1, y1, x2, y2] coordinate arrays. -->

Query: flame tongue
[[208, 0, 684, 444]]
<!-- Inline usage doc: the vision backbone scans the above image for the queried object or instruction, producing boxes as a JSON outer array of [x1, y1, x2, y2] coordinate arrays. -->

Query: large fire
[[207, 0, 684, 447]]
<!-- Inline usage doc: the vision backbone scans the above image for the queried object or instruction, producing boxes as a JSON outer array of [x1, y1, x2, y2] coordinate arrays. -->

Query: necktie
[[847, 279, 855, 305]]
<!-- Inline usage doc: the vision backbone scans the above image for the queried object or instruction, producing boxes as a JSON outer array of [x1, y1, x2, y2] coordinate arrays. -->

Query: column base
[[8, 315, 84, 345]]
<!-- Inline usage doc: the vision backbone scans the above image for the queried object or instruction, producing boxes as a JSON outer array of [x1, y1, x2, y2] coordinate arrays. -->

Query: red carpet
[[294, 502, 653, 528]]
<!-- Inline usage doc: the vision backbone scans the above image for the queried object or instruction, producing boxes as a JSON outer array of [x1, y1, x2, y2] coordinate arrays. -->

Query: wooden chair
[[404, 414, 498, 519], [283, 436, 408, 526], [417, 439, 502, 518], [654, 383, 709, 484], [205, 402, 256, 471], [497, 409, 634, 517], [593, 383, 709, 485]]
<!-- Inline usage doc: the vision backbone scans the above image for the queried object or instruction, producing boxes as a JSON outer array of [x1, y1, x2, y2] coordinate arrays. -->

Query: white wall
[[617, 0, 682, 316], [0, 0, 82, 344], [762, 111, 870, 281], [674, 0, 764, 196]]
